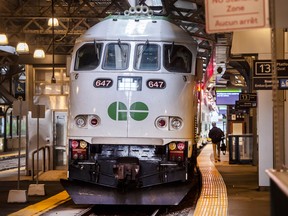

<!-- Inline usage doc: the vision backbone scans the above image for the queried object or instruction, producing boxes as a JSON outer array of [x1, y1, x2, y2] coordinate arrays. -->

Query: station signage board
[[235, 93, 257, 109], [205, 0, 266, 33], [253, 60, 288, 90], [235, 101, 257, 109]]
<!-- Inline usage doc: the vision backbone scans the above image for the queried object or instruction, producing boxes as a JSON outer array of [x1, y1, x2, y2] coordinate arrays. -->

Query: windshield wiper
[[118, 39, 127, 61], [94, 40, 100, 61], [168, 41, 174, 64], [137, 40, 149, 58]]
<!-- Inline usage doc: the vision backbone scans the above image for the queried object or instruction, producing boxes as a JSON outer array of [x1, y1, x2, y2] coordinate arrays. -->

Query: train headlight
[[168, 141, 186, 162], [89, 115, 100, 127], [71, 140, 79, 149], [80, 141, 87, 149], [170, 117, 183, 130], [169, 142, 177, 151], [177, 142, 185, 150], [75, 115, 87, 128], [70, 139, 89, 161], [155, 117, 168, 129]]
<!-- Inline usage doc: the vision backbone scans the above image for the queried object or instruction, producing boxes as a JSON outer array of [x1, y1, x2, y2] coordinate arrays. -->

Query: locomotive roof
[[76, 15, 195, 44]]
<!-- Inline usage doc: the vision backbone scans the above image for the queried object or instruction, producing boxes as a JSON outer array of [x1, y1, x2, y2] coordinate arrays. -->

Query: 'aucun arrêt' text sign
[[205, 0, 266, 33]]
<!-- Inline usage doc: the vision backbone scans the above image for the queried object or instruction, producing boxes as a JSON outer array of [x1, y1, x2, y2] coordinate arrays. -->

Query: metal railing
[[228, 134, 253, 164], [31, 146, 50, 180]]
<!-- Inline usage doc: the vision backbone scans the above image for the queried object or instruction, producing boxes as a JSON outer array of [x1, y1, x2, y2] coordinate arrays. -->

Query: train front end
[[61, 6, 200, 205]]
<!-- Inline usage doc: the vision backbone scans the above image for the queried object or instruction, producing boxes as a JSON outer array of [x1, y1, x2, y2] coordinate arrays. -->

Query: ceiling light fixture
[[16, 42, 29, 54], [48, 18, 59, 27], [0, 33, 8, 45], [51, 0, 56, 83], [33, 48, 45, 59]]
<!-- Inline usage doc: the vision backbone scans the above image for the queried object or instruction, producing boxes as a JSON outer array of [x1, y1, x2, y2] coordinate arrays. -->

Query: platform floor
[[193, 143, 270, 216], [0, 144, 270, 216]]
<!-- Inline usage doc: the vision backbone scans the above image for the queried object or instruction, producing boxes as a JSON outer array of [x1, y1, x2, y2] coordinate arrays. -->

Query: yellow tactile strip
[[193, 144, 228, 216], [8, 191, 71, 216]]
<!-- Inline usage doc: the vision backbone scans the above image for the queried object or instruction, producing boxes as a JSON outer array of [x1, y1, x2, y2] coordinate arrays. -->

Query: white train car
[[61, 6, 201, 205]]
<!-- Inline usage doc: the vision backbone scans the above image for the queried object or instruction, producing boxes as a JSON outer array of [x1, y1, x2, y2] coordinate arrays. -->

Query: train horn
[[129, 7, 136, 14], [135, 5, 142, 14], [124, 10, 129, 16], [141, 6, 149, 14], [127, 6, 152, 16], [148, 10, 154, 16]]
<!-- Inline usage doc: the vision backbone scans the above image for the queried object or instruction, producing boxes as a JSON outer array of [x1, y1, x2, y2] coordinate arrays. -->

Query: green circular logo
[[130, 102, 149, 121], [108, 102, 127, 121], [108, 101, 149, 121]]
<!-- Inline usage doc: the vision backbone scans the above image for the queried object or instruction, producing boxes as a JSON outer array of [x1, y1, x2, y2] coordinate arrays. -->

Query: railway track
[[0, 155, 25, 171], [44, 201, 171, 216], [40, 172, 200, 216]]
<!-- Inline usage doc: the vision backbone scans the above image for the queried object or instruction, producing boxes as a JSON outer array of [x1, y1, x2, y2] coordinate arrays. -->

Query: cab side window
[[164, 44, 192, 73], [75, 43, 102, 71]]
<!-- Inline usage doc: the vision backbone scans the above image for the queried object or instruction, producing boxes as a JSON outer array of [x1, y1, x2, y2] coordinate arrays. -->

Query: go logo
[[108, 101, 149, 121]]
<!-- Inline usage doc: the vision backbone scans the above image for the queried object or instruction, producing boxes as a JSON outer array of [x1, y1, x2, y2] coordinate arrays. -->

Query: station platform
[[0, 144, 270, 216], [193, 143, 270, 216]]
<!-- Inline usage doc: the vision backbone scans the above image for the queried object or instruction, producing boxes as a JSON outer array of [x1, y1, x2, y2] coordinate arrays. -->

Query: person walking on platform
[[209, 122, 224, 162]]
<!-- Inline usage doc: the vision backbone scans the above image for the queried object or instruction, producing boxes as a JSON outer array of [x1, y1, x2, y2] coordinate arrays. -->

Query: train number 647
[[147, 79, 166, 89], [94, 78, 113, 88]]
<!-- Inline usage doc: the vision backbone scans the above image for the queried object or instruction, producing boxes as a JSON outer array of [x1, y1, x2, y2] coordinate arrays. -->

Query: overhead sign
[[205, 0, 266, 33], [239, 93, 257, 102], [279, 79, 288, 89], [236, 100, 257, 109], [235, 93, 257, 109], [253, 60, 288, 90]]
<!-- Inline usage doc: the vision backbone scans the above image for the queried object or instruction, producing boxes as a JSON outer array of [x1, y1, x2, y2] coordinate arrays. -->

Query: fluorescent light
[[33, 49, 45, 58], [48, 18, 59, 27], [0, 34, 8, 45], [16, 42, 29, 54]]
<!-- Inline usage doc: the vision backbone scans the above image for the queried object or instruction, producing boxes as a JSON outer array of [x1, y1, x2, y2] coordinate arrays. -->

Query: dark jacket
[[209, 126, 224, 144]]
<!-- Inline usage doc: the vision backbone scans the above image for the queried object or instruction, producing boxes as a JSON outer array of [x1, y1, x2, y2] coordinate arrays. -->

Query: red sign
[[205, 0, 267, 33]]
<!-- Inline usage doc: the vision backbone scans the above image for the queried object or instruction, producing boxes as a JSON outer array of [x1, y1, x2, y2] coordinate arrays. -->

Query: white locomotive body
[[62, 6, 200, 204]]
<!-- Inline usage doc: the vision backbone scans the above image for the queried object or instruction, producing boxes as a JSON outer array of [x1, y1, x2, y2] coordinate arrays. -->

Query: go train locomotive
[[61, 5, 202, 205]]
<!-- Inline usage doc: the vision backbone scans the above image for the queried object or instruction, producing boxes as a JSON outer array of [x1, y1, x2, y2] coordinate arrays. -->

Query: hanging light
[[51, 0, 56, 83], [16, 42, 29, 54], [33, 48, 45, 59], [0, 33, 8, 45], [48, 18, 59, 27]]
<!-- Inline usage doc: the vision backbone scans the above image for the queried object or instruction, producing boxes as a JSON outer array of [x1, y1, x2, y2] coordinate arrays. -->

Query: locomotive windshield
[[74, 42, 192, 73], [74, 43, 103, 70], [103, 42, 129, 70], [135, 43, 160, 71], [163, 44, 192, 73]]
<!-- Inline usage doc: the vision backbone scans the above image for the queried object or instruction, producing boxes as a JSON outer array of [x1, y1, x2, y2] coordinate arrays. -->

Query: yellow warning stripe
[[8, 191, 71, 216], [190, 144, 228, 216]]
